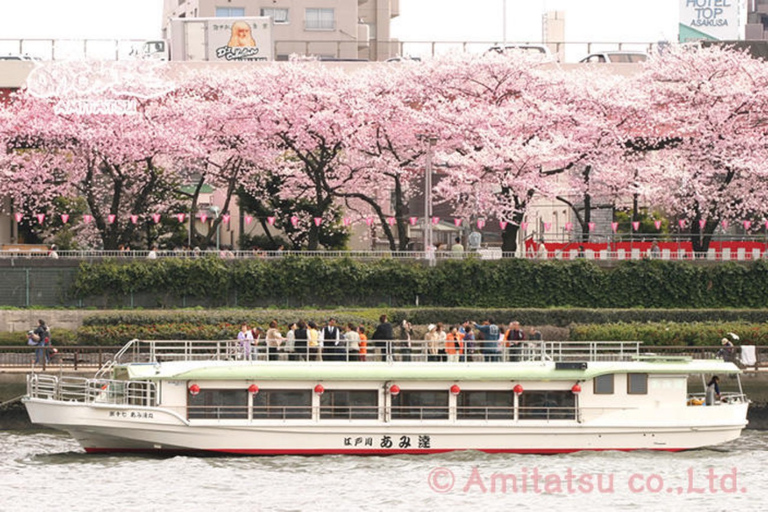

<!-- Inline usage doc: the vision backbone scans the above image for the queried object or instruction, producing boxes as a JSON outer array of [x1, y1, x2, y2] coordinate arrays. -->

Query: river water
[[1, 430, 765, 512]]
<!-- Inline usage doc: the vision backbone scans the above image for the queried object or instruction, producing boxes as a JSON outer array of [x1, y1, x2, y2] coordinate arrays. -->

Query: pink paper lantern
[[409, 217, 417, 226], [743, 220, 752, 230], [313, 217, 322, 226], [588, 222, 595, 232], [520, 221, 528, 230], [611, 222, 618, 233], [198, 214, 207, 223], [388, 217, 396, 226], [499, 221, 508, 230], [267, 216, 276, 226], [654, 220, 661, 230], [699, 219, 706, 229], [222, 214, 231, 224], [83, 214, 93, 224], [343, 217, 352, 227], [365, 217, 374, 226], [544, 222, 551, 232], [631, 221, 640, 231], [244, 215, 253, 225], [431, 216, 440, 225], [36, 213, 45, 224], [290, 216, 299, 227], [130, 215, 138, 224], [678, 219, 686, 229], [476, 219, 486, 229], [152, 213, 161, 224], [176, 213, 185, 223], [564, 222, 572, 231], [453, 218, 462, 227], [721, 220, 729, 229], [61, 214, 70, 224], [14, 213, 23, 223], [107, 214, 116, 224]]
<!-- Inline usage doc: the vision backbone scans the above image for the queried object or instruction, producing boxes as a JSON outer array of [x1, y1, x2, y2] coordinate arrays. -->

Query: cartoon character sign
[[216, 20, 261, 60]]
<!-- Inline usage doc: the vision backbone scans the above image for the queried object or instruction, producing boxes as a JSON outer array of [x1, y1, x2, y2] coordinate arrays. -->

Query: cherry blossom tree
[[631, 46, 768, 252]]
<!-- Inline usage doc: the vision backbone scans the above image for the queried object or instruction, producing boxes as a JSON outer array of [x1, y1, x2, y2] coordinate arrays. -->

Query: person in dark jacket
[[371, 314, 394, 361], [293, 320, 308, 361]]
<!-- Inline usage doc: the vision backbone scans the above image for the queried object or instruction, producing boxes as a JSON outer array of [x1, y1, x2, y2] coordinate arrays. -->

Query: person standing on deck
[[371, 314, 394, 361]]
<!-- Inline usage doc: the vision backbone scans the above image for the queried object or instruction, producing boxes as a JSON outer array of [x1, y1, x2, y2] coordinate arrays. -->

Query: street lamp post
[[502, 0, 507, 45], [418, 135, 437, 257]]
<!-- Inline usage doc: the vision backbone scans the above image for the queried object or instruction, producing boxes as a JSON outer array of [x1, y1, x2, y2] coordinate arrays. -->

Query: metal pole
[[502, 0, 507, 45], [424, 138, 435, 255]]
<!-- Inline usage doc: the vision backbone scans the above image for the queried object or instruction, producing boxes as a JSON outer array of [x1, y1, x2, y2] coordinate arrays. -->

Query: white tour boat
[[23, 339, 749, 454]]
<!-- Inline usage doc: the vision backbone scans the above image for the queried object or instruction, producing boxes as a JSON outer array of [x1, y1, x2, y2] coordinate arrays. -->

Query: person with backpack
[[33, 319, 52, 365]]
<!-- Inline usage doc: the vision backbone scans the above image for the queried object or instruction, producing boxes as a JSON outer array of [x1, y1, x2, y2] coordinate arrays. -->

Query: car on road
[[487, 44, 554, 60], [579, 51, 648, 63]]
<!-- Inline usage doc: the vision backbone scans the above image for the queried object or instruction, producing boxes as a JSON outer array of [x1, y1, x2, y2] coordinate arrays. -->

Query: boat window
[[320, 390, 379, 419], [188, 389, 248, 419], [627, 373, 648, 395], [253, 389, 312, 419], [518, 391, 576, 420], [391, 390, 449, 420], [594, 374, 614, 394], [457, 391, 514, 420]]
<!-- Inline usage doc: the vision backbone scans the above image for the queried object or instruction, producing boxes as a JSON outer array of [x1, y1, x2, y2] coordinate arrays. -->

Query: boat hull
[[24, 398, 748, 455]]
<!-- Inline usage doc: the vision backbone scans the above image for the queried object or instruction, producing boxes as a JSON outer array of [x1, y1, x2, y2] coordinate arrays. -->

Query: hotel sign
[[679, 0, 742, 41]]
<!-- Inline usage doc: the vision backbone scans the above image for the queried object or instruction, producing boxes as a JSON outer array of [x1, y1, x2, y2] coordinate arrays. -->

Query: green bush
[[570, 322, 768, 346], [70, 257, 768, 309]]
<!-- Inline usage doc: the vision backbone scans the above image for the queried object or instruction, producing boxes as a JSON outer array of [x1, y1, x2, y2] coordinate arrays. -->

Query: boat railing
[[27, 373, 157, 406], [100, 339, 642, 367], [686, 391, 749, 406]]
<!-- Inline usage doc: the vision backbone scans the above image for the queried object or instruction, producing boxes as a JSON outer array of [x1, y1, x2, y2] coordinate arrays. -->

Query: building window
[[188, 389, 247, 419], [518, 391, 575, 420], [216, 7, 246, 17], [253, 389, 312, 419], [261, 7, 289, 24], [320, 390, 378, 419], [391, 390, 449, 420], [594, 374, 614, 394], [305, 8, 335, 30], [627, 373, 648, 395], [457, 391, 514, 420]]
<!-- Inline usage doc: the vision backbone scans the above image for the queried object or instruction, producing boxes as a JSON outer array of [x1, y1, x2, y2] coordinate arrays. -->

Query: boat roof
[[121, 358, 741, 382]]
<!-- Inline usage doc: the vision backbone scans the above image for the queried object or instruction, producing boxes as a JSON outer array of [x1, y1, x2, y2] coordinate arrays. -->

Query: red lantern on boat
[[513, 384, 524, 396], [388, 384, 400, 396], [314, 384, 325, 395], [571, 383, 582, 394], [248, 384, 259, 395], [188, 384, 200, 396], [450, 384, 461, 395]]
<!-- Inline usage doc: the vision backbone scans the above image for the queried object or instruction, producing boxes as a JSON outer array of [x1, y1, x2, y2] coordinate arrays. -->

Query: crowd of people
[[231, 315, 543, 363]]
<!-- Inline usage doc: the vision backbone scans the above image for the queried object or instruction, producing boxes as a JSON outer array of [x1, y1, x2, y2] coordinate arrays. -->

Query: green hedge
[[71, 257, 768, 309], [570, 322, 768, 346], [80, 308, 768, 328]]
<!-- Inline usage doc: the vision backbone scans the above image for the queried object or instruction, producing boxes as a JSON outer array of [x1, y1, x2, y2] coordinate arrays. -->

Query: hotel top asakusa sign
[[680, 0, 742, 41]]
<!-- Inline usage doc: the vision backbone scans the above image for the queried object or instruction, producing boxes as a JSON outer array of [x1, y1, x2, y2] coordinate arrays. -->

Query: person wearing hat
[[425, 324, 439, 362], [717, 337, 735, 362]]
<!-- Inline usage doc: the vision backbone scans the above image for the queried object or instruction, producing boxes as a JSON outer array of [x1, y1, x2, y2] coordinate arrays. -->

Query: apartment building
[[162, 0, 400, 60]]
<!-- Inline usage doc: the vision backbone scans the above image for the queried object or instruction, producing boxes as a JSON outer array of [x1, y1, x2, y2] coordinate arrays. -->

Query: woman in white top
[[344, 322, 361, 361], [284, 323, 297, 361], [236, 323, 254, 360]]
